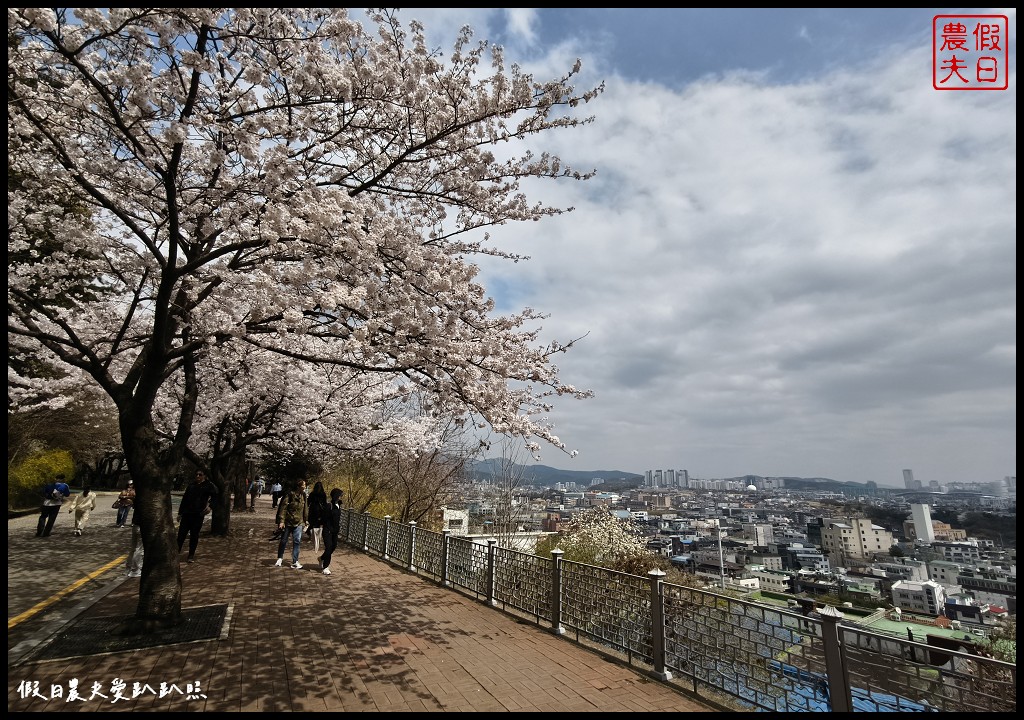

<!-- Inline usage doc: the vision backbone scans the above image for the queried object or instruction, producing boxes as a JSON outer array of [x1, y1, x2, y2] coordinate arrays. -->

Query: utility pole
[[716, 524, 726, 590]]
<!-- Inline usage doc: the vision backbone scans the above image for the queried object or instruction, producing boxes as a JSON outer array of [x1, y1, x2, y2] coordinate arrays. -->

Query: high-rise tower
[[910, 503, 935, 542], [903, 469, 915, 489]]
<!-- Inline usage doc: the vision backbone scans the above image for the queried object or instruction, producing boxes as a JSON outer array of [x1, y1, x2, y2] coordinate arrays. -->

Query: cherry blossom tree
[[8, 8, 599, 628], [540, 506, 650, 569], [166, 343, 444, 532]]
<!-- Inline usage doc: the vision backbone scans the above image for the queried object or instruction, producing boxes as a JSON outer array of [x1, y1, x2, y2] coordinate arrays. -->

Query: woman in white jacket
[[66, 486, 97, 536]]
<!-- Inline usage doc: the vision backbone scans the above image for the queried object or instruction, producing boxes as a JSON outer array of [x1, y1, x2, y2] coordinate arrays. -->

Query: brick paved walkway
[[8, 501, 722, 712]]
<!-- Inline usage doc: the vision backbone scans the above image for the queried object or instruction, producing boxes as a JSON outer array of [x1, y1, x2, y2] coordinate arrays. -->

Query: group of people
[[35, 476, 101, 538], [35, 470, 344, 577], [33, 474, 135, 540], [273, 478, 343, 575]]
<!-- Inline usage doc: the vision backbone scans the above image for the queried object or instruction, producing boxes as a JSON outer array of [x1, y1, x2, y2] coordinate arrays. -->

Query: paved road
[[8, 491, 186, 664]]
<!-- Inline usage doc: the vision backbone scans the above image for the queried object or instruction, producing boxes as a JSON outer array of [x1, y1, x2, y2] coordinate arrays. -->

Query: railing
[[338, 509, 1015, 712]]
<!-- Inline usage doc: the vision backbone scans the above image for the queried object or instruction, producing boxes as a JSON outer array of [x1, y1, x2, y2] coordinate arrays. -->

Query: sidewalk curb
[[8, 564, 130, 668]]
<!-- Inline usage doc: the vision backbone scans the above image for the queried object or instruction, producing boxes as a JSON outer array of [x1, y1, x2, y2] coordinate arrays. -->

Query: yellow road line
[[8, 554, 128, 629]]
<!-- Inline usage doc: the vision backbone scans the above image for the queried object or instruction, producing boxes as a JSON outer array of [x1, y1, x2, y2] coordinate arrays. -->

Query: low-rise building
[[927, 560, 964, 585], [751, 567, 794, 593], [871, 558, 929, 583], [891, 579, 947, 616], [929, 540, 982, 564]]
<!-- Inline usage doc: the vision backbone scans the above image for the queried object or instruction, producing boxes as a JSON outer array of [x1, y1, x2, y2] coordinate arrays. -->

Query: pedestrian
[[125, 507, 144, 577], [114, 481, 135, 528], [307, 480, 329, 554], [248, 476, 259, 512], [176, 470, 218, 563], [274, 478, 308, 569], [270, 480, 283, 508], [320, 488, 343, 575], [254, 476, 265, 498], [36, 474, 71, 537], [66, 485, 97, 536]]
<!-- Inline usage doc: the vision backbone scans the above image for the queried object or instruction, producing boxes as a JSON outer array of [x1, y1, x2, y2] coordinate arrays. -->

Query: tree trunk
[[232, 466, 249, 512], [120, 417, 183, 630], [211, 454, 249, 535], [133, 480, 183, 629]]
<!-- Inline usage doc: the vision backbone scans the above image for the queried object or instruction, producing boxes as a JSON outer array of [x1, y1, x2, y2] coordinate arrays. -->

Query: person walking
[[320, 488, 343, 575], [248, 476, 260, 512], [307, 481, 329, 555], [114, 481, 135, 528], [36, 474, 71, 537], [270, 480, 283, 508], [66, 485, 97, 536], [176, 470, 218, 563], [274, 478, 308, 569]]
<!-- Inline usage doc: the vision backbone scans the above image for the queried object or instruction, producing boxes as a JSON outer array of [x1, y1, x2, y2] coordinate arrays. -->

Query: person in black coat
[[319, 488, 343, 575], [176, 470, 218, 563], [307, 481, 329, 554]]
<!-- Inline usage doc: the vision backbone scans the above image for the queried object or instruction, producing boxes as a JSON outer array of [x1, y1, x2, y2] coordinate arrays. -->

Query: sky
[[397, 9, 1016, 488]]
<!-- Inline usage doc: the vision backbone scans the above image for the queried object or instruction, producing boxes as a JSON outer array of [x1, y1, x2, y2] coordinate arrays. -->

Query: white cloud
[[475, 16, 1016, 486], [503, 8, 539, 45]]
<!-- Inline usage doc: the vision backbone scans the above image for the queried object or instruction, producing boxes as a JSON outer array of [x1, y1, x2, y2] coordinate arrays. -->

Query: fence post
[[409, 521, 417, 572], [486, 538, 497, 607], [440, 529, 450, 587], [383, 515, 391, 560], [550, 549, 565, 635], [648, 569, 672, 681], [818, 605, 852, 713], [362, 510, 370, 552]]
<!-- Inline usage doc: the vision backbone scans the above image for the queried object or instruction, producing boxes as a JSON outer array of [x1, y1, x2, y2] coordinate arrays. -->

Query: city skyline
[[405, 9, 1016, 486]]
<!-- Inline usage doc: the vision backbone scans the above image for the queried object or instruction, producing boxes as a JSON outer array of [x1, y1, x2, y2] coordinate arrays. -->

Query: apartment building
[[820, 517, 894, 561], [929, 540, 982, 564], [927, 560, 965, 585], [955, 568, 1017, 613], [740, 522, 773, 547]]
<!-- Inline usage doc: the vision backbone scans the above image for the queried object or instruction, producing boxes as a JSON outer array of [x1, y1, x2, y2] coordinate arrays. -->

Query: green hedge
[[8, 449, 76, 509]]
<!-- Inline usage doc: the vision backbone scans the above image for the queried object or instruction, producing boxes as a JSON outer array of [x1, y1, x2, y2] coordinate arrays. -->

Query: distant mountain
[[467, 459, 643, 488]]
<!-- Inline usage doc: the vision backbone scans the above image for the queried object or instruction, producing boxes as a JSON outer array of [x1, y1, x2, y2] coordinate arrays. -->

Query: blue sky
[[395, 9, 1016, 487]]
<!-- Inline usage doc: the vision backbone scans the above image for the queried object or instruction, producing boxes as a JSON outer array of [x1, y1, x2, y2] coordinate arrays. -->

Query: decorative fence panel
[[560, 561, 653, 663], [491, 546, 552, 624], [335, 508, 1015, 714]]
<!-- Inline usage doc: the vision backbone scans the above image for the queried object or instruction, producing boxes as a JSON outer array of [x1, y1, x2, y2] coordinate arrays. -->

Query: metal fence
[[338, 509, 1015, 713]]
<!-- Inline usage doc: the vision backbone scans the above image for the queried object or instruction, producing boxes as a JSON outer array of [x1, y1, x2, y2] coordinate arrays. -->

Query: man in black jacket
[[319, 488, 343, 575], [176, 470, 218, 563]]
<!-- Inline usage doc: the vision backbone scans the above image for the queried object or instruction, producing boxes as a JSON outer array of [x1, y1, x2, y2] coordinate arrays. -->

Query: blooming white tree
[[8, 8, 600, 627], [158, 340, 443, 530], [550, 506, 650, 568]]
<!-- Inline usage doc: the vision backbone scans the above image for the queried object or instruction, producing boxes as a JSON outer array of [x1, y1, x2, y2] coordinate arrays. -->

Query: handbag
[[112, 499, 122, 509]]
